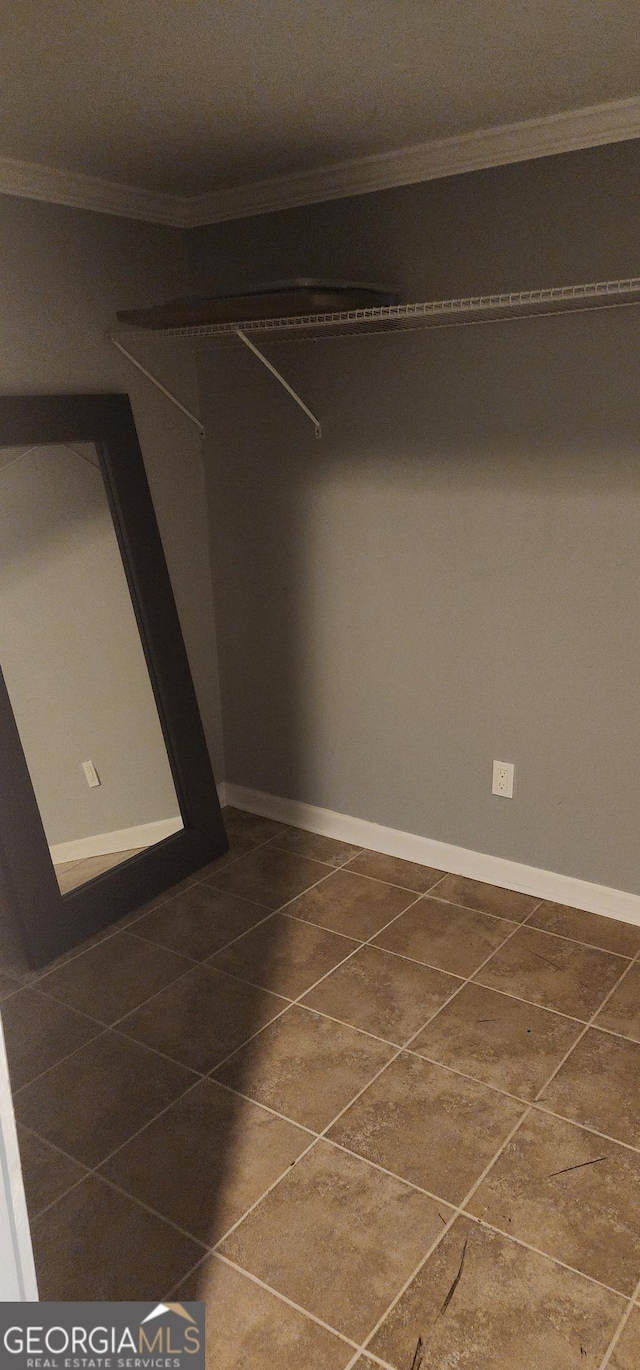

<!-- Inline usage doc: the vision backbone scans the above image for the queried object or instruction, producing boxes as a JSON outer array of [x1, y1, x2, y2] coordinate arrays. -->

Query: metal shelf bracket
[[110, 337, 205, 434], [236, 328, 321, 438]]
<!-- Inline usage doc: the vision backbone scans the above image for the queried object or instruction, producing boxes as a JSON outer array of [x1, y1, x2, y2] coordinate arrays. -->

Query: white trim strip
[[0, 152, 187, 225], [49, 815, 183, 865], [224, 783, 640, 927], [0, 1017, 38, 1299], [1, 93, 640, 226], [185, 94, 640, 226]]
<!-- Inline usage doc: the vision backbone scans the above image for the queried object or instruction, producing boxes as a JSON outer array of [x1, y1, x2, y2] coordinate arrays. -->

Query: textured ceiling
[[2, 0, 640, 196]]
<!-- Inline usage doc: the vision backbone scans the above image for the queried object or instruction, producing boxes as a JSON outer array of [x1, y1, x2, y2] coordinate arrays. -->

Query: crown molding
[[185, 94, 640, 225], [0, 152, 189, 226], [1, 93, 640, 228]]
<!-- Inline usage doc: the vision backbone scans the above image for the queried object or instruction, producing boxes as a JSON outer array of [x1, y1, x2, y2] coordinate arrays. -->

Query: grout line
[[579, 1020, 640, 1048], [95, 1170, 212, 1250], [316, 864, 448, 897], [264, 903, 385, 938], [511, 920, 638, 960], [24, 890, 428, 1232], [199, 912, 439, 1252], [212, 991, 640, 1150], [125, 923, 255, 965], [22, 891, 640, 1058], [17, 829, 640, 1353], [163, 1248, 212, 1302], [457, 1213, 632, 1299], [109, 1026, 209, 1076], [196, 880, 281, 909], [460, 974, 595, 1025], [532, 945, 640, 1104], [29, 823, 287, 982], [211, 1039, 410, 1251], [14, 954, 210, 1093], [203, 894, 426, 1078], [206, 858, 340, 910], [151, 840, 640, 1354], [209, 1035, 640, 1211], [422, 898, 638, 959], [24, 887, 527, 1258], [18, 1124, 92, 1223], [346, 1106, 533, 1369], [205, 1251, 365, 1355], [379, 903, 542, 1052], [29, 1170, 89, 1225], [298, 1001, 413, 1050], [12, 1027, 111, 1096], [207, 903, 533, 1268], [224, 997, 640, 1154], [130, 900, 277, 959], [599, 1271, 640, 1368], [210, 1076, 318, 1136], [528, 1106, 640, 1155], [320, 1133, 456, 1209], [204, 923, 362, 980], [215, 867, 413, 921], [352, 938, 640, 1363], [22, 1075, 207, 1216], [266, 837, 366, 869], [351, 1353, 396, 1370]]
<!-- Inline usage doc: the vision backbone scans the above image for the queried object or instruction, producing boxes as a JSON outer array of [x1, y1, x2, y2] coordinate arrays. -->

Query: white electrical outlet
[[492, 760, 514, 798], [82, 760, 101, 788]]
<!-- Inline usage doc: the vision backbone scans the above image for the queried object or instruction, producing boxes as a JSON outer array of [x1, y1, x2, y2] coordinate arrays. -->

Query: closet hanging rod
[[107, 275, 640, 344]]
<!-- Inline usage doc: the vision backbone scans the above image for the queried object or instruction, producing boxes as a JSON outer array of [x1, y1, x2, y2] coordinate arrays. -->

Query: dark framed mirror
[[0, 393, 227, 968]]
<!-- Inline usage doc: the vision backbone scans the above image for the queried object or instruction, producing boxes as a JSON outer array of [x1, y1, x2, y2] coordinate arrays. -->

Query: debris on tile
[[438, 1237, 468, 1317], [547, 1156, 607, 1178], [530, 949, 564, 971], [409, 1336, 424, 1369]]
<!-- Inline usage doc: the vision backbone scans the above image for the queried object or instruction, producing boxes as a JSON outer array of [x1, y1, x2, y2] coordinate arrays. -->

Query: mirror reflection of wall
[[0, 442, 184, 895]]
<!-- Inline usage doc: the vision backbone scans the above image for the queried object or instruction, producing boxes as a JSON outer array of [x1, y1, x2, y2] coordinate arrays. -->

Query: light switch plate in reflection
[[82, 759, 101, 788]]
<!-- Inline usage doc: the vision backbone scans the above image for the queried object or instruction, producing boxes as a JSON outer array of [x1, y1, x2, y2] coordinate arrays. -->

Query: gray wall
[[0, 195, 225, 782], [192, 139, 640, 894], [0, 445, 180, 846]]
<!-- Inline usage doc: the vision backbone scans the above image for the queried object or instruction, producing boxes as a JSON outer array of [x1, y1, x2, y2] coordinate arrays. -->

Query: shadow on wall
[[202, 304, 640, 897]]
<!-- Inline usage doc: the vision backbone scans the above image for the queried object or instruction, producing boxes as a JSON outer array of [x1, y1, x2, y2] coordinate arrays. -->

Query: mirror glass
[[0, 442, 184, 893]]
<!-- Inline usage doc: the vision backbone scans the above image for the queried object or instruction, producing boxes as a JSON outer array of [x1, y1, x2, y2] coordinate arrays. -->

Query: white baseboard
[[50, 816, 183, 865], [224, 783, 640, 928]]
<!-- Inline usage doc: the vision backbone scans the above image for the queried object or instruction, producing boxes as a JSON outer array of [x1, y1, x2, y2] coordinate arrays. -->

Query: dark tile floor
[[2, 807, 640, 1368]]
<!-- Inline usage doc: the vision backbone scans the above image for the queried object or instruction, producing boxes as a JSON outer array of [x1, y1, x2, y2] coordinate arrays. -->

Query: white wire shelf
[[108, 273, 640, 437], [108, 275, 640, 346]]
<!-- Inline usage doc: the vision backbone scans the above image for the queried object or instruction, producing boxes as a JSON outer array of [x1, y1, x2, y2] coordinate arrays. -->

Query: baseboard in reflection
[[49, 815, 183, 865]]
